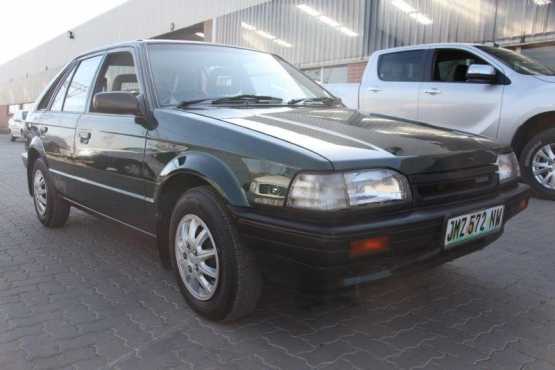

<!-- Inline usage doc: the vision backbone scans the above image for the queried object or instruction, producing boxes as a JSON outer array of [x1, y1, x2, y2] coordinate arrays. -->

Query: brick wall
[[0, 105, 9, 134], [347, 62, 368, 83]]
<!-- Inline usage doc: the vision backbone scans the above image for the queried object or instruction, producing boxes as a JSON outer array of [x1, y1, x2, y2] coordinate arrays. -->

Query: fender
[[154, 151, 249, 270], [26, 136, 48, 196], [156, 150, 249, 208]]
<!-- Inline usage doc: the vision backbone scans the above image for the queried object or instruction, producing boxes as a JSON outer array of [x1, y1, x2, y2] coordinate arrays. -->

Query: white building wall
[[0, 0, 269, 105]]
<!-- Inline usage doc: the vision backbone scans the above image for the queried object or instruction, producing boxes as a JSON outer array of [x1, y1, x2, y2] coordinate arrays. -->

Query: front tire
[[520, 128, 555, 200], [10, 135, 16, 142], [32, 158, 70, 227], [169, 186, 262, 321]]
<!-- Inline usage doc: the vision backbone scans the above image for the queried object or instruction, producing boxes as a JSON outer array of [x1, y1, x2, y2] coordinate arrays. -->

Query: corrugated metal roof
[[0, 0, 269, 105]]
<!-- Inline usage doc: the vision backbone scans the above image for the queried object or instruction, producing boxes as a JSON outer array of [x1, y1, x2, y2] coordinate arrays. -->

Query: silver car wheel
[[33, 169, 48, 216], [175, 214, 219, 301], [532, 143, 555, 190]]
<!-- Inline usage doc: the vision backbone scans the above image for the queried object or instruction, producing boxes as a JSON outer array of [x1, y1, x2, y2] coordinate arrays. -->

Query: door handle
[[367, 87, 382, 93], [79, 131, 92, 144], [424, 88, 441, 95]]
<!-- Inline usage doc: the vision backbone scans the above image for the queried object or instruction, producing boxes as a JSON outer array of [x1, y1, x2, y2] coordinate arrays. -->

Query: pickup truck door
[[73, 49, 150, 231], [359, 49, 427, 121], [418, 48, 503, 137]]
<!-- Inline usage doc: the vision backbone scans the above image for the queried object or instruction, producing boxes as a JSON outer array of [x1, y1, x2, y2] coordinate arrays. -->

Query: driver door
[[418, 48, 504, 138], [73, 49, 150, 231]]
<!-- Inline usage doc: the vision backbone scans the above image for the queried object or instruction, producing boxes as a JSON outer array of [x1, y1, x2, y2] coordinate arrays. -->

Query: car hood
[[189, 107, 502, 173]]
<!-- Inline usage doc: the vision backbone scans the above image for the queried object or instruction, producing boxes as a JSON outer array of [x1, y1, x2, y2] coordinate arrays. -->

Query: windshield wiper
[[212, 94, 283, 105], [287, 96, 341, 106], [176, 98, 214, 108], [177, 94, 283, 108]]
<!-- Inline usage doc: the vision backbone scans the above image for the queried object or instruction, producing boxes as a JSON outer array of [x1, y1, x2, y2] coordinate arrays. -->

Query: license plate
[[444, 205, 504, 249]]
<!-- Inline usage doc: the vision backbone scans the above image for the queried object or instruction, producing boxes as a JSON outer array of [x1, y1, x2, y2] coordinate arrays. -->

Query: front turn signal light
[[349, 236, 390, 257]]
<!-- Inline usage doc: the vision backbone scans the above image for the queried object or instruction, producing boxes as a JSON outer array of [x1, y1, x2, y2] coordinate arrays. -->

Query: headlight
[[287, 169, 411, 211], [496, 152, 520, 183]]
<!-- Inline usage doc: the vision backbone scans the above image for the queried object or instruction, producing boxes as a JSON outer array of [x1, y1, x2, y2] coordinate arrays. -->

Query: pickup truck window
[[63, 56, 103, 112], [378, 50, 426, 82], [147, 44, 329, 106], [477, 45, 555, 76], [433, 49, 487, 82]]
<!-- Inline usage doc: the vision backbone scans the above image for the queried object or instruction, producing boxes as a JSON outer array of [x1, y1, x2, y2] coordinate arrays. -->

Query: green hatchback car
[[23, 40, 529, 321]]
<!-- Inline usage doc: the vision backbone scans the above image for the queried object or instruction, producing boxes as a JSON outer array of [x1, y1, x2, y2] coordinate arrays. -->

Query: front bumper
[[232, 183, 530, 291]]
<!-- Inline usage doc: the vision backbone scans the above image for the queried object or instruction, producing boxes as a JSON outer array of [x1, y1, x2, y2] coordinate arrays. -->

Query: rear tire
[[10, 135, 15, 142], [169, 186, 262, 321], [520, 128, 555, 200], [32, 158, 71, 227]]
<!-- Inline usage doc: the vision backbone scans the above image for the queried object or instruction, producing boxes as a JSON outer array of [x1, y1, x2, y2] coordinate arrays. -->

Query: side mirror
[[466, 64, 496, 84], [93, 92, 141, 115]]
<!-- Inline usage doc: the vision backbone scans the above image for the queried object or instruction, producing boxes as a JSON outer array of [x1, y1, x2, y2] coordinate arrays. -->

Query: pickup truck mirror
[[466, 64, 496, 84], [93, 92, 141, 116]]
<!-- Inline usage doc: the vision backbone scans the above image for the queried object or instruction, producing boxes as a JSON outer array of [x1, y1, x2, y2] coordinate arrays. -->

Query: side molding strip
[[50, 169, 155, 203], [62, 196, 156, 238]]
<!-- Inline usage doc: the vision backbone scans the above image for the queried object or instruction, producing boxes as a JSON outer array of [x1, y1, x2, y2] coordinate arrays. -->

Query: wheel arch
[[154, 152, 249, 269], [26, 138, 48, 196], [512, 111, 555, 157]]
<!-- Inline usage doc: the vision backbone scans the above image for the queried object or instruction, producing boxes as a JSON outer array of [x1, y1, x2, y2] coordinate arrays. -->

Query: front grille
[[410, 165, 498, 206]]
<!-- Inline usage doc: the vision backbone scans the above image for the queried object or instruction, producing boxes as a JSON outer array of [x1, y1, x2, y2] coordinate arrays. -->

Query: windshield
[[147, 43, 332, 106], [477, 45, 555, 76]]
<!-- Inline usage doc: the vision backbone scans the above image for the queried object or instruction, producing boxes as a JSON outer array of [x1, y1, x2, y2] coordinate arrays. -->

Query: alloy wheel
[[175, 214, 220, 301], [33, 169, 48, 216], [532, 143, 555, 190]]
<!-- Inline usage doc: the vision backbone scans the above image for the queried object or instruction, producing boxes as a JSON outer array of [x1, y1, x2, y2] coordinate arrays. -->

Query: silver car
[[326, 43, 555, 200], [8, 110, 28, 142]]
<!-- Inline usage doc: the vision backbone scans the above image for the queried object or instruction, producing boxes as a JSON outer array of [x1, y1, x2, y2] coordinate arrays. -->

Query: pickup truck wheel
[[32, 158, 71, 227], [169, 186, 262, 321], [10, 135, 16, 142], [520, 129, 555, 200]]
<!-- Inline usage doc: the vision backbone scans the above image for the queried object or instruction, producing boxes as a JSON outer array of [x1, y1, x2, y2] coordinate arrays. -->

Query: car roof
[[373, 43, 484, 54], [74, 39, 266, 60]]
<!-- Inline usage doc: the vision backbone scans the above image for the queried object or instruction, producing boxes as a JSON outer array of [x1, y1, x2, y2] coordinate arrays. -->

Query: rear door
[[29, 56, 103, 197], [418, 48, 504, 137], [48, 55, 104, 198], [27, 63, 78, 183], [73, 48, 149, 230], [359, 49, 427, 121]]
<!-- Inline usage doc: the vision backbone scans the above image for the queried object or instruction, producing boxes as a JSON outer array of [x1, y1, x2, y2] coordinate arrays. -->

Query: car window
[[37, 83, 58, 110], [38, 65, 74, 110], [378, 50, 426, 82], [14, 111, 27, 120], [148, 44, 329, 106], [63, 56, 103, 112], [477, 45, 555, 76], [51, 68, 75, 112], [92, 52, 140, 98], [433, 49, 488, 83]]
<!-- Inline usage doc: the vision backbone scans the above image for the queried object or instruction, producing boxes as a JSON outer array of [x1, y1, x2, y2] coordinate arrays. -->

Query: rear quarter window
[[378, 50, 426, 82], [37, 64, 75, 110]]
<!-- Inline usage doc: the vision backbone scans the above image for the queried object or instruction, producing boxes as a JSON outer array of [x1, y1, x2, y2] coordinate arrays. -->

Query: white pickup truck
[[326, 43, 555, 200]]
